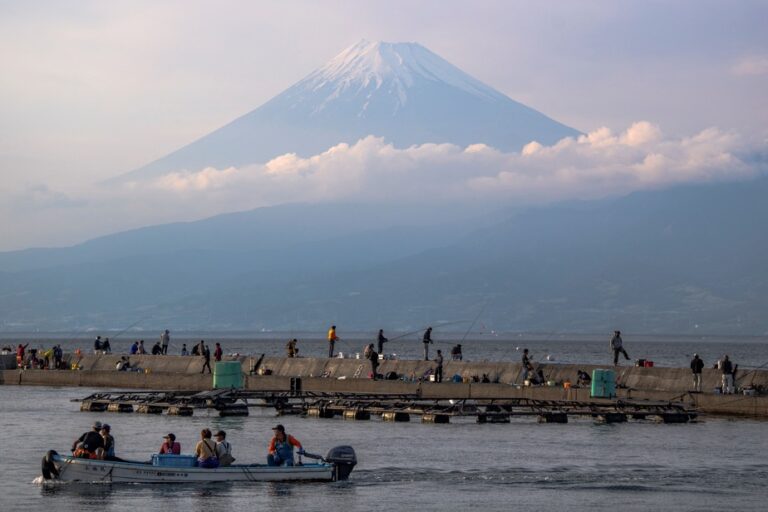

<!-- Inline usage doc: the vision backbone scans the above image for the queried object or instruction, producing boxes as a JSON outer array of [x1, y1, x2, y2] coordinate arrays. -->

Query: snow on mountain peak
[[298, 40, 503, 113]]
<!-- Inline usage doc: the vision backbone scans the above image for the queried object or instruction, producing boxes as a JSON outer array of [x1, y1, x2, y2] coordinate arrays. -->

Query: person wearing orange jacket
[[327, 325, 338, 358], [267, 424, 304, 466]]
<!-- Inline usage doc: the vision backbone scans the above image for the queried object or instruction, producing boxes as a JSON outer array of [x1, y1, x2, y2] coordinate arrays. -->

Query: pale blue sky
[[0, 0, 766, 249]]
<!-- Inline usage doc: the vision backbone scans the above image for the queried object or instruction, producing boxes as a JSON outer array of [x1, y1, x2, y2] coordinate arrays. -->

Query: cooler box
[[214, 361, 243, 389], [603, 369, 616, 398], [591, 369, 606, 398], [644, 361, 654, 368], [151, 454, 197, 467]]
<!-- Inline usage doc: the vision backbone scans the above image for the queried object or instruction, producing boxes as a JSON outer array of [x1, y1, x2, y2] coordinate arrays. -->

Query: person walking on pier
[[610, 330, 630, 365], [200, 341, 212, 374], [377, 329, 388, 355], [435, 349, 444, 383], [160, 329, 170, 355], [214, 342, 223, 362], [287, 338, 298, 358], [719, 355, 734, 394], [327, 325, 338, 358], [690, 354, 704, 392], [422, 327, 433, 361]]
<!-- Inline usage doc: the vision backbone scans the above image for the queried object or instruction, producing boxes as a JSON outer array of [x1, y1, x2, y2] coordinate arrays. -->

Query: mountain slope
[[117, 40, 579, 182]]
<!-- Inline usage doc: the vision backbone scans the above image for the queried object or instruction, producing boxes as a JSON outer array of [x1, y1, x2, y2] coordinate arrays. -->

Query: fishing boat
[[40, 446, 356, 483]]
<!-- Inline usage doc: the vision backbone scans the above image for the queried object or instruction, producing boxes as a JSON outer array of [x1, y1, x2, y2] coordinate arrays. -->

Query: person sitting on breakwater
[[286, 338, 298, 358], [160, 433, 181, 454], [116, 356, 131, 371], [138, 340, 147, 354], [130, 341, 139, 355], [151, 341, 163, 355], [577, 369, 591, 387], [451, 344, 463, 361], [195, 428, 219, 468], [93, 336, 103, 354], [267, 424, 304, 467], [72, 421, 105, 459], [215, 430, 235, 466], [610, 330, 630, 365], [191, 343, 200, 356], [181, 344, 189, 356]]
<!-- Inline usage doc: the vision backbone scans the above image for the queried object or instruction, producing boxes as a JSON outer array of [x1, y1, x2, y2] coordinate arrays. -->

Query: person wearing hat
[[159, 433, 181, 455], [214, 430, 235, 466], [71, 421, 105, 459], [267, 424, 304, 466], [610, 330, 630, 366], [690, 354, 705, 392]]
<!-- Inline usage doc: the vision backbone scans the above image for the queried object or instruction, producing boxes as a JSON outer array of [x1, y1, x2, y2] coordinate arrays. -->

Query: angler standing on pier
[[423, 327, 433, 361], [327, 325, 338, 358]]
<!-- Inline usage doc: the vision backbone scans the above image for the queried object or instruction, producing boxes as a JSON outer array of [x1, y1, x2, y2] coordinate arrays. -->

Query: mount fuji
[[117, 40, 579, 182]]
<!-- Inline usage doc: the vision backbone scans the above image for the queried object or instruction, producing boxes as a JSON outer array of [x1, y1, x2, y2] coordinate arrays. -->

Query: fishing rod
[[459, 302, 489, 344], [388, 320, 471, 342]]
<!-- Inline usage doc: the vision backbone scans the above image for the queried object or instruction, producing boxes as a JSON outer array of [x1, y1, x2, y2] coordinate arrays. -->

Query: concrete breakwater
[[1, 353, 767, 417]]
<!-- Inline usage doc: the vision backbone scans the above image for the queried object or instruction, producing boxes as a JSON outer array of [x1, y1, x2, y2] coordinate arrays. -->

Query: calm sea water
[[2, 335, 768, 511]]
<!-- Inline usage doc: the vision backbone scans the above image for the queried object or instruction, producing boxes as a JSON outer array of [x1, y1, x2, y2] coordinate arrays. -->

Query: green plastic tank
[[591, 369, 606, 398], [213, 361, 243, 389]]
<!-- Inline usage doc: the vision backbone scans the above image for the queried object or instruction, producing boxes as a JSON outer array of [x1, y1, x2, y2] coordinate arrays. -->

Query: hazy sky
[[1, 0, 767, 250]]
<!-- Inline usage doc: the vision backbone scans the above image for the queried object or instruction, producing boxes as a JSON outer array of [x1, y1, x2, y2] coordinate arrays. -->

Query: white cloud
[[732, 55, 768, 76], [1, 122, 764, 251], [134, 122, 761, 205]]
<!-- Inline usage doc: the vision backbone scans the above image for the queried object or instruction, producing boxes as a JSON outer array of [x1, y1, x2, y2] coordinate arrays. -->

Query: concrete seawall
[[2, 354, 767, 417]]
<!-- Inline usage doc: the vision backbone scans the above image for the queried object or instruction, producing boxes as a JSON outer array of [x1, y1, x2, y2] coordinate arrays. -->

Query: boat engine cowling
[[42, 450, 60, 480], [325, 445, 356, 481]]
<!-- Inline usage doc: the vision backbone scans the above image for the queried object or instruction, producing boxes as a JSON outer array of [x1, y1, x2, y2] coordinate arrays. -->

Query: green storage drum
[[214, 361, 243, 389]]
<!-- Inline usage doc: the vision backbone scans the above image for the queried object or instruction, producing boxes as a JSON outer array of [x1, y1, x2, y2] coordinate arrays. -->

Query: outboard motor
[[41, 450, 60, 480], [325, 445, 357, 481]]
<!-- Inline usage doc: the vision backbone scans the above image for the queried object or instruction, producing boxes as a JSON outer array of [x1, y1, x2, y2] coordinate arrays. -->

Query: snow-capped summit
[[297, 40, 503, 114], [116, 40, 579, 182]]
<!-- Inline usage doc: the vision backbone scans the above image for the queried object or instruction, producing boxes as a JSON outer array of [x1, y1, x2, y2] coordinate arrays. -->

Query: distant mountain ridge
[[115, 40, 579, 182], [1, 177, 766, 334]]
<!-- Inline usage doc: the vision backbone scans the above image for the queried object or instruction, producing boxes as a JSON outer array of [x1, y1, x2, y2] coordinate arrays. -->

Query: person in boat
[[214, 430, 235, 466], [195, 428, 219, 468], [151, 341, 163, 355], [286, 338, 298, 358], [451, 344, 463, 361], [377, 329, 388, 355], [268, 424, 304, 466], [159, 433, 181, 454], [72, 421, 105, 459], [101, 424, 116, 459]]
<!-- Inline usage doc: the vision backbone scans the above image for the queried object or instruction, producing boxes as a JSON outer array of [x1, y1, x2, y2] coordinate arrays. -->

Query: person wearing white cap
[[690, 353, 704, 392]]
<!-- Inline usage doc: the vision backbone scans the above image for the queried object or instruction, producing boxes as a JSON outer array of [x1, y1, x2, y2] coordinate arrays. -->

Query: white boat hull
[[51, 455, 338, 483]]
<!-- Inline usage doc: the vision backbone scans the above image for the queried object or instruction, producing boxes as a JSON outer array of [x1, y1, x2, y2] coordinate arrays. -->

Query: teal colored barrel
[[591, 369, 605, 398], [213, 361, 243, 389], [603, 369, 616, 397]]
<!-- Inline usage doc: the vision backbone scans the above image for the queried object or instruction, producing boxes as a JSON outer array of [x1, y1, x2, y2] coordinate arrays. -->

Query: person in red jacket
[[159, 433, 181, 454], [214, 342, 223, 362], [267, 424, 304, 466]]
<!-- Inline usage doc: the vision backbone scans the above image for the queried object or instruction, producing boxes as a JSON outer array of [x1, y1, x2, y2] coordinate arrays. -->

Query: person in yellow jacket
[[327, 325, 338, 358]]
